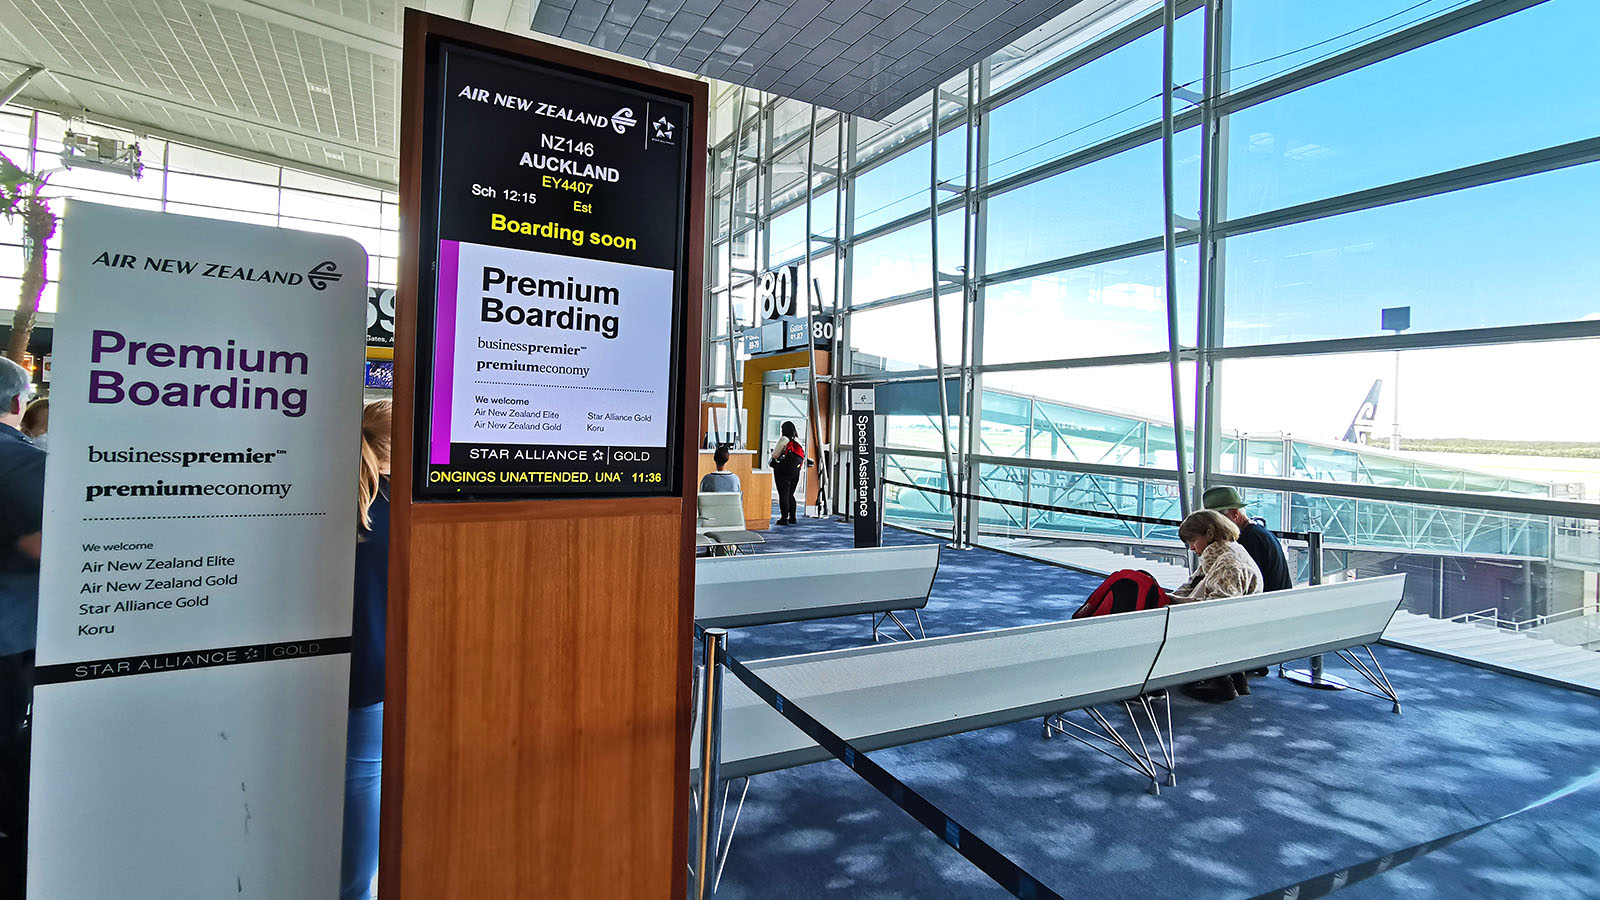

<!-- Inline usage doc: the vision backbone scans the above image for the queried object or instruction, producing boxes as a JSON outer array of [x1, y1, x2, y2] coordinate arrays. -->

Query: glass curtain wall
[[706, 0, 1600, 631], [0, 106, 400, 319]]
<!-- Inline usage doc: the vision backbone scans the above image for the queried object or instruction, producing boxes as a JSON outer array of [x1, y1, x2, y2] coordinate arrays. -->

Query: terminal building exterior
[[0, 0, 1597, 898]]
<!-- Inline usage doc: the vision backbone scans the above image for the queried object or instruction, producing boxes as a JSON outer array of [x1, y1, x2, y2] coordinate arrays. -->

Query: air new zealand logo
[[307, 261, 342, 291]]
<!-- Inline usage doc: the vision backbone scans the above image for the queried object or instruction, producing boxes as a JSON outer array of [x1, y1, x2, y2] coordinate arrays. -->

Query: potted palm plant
[[1, 151, 57, 364]]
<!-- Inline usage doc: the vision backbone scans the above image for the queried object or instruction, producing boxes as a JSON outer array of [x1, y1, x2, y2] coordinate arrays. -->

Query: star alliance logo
[[652, 116, 675, 141]]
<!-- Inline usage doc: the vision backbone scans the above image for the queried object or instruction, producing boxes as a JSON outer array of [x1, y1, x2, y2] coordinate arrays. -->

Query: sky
[[849, 0, 1600, 446]]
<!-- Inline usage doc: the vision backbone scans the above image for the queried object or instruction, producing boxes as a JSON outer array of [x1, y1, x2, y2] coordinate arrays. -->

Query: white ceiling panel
[[0, 0, 1103, 187], [0, 0, 407, 184]]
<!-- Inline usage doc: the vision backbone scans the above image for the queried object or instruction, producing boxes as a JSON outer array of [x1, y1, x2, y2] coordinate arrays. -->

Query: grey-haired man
[[0, 355, 41, 889]]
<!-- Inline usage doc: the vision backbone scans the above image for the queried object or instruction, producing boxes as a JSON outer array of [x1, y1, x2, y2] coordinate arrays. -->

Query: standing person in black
[[770, 421, 805, 526], [0, 356, 43, 893], [342, 399, 390, 900]]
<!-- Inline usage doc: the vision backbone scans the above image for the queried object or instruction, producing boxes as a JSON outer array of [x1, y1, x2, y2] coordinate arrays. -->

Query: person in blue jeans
[[343, 399, 390, 900]]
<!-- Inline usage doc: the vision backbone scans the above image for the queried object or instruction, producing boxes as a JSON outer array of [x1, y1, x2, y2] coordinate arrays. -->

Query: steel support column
[[1193, 0, 1230, 512], [803, 105, 823, 517], [1160, 0, 1193, 519], [928, 91, 961, 543], [725, 88, 750, 445]]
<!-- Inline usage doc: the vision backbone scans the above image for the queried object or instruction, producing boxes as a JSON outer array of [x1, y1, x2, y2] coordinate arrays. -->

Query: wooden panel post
[[384, 13, 705, 898]]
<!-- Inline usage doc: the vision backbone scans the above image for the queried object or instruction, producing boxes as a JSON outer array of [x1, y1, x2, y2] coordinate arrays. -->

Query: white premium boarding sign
[[29, 202, 366, 899]]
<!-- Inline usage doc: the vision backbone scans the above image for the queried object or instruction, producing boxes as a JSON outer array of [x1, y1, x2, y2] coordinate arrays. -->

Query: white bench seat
[[1145, 576, 1406, 692], [700, 608, 1168, 779], [695, 545, 940, 631], [700, 574, 1407, 783]]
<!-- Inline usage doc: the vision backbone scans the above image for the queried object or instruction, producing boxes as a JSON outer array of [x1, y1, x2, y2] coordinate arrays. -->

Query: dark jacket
[[350, 477, 389, 708], [1238, 519, 1293, 592], [0, 423, 44, 575]]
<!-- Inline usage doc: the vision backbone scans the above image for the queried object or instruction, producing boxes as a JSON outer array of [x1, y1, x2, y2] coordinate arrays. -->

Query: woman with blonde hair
[[1171, 508, 1264, 703], [1170, 509, 1263, 604], [342, 399, 390, 900]]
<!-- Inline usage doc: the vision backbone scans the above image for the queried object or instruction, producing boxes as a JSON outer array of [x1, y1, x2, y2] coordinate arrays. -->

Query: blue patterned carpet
[[706, 515, 1600, 899]]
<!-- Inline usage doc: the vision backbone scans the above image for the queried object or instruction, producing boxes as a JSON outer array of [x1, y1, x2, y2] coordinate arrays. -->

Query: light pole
[[1381, 307, 1410, 451]]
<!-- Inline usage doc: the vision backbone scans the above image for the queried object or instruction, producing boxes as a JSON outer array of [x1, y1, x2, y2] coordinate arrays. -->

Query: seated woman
[[1171, 509, 1264, 703], [699, 443, 741, 493]]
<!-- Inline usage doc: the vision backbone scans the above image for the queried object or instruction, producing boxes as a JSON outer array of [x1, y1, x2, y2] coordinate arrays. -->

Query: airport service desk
[[697, 449, 772, 531]]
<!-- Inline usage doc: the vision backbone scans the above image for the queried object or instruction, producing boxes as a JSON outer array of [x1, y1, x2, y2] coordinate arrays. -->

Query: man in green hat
[[1193, 485, 1294, 695], [1203, 486, 1291, 592]]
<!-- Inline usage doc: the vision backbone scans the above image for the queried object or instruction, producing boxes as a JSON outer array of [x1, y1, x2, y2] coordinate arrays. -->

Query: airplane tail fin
[[1342, 380, 1383, 444]]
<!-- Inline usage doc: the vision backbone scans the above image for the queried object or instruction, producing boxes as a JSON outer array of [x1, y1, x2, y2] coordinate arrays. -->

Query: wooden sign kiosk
[[386, 13, 705, 898]]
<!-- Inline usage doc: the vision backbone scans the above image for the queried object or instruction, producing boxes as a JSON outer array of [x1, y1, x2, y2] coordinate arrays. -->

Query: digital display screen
[[414, 39, 691, 499]]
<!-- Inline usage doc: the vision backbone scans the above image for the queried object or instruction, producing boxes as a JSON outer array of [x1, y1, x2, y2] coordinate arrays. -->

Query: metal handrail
[[1447, 605, 1600, 634]]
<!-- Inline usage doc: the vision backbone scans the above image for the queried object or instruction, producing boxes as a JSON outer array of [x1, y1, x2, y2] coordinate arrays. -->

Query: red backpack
[[1072, 570, 1169, 619]]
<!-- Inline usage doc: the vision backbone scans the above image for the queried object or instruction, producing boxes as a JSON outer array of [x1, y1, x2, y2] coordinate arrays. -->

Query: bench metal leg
[[1043, 703, 1167, 796], [869, 610, 922, 642], [1129, 690, 1176, 787], [1333, 644, 1403, 715], [1280, 654, 1351, 691], [687, 775, 752, 896]]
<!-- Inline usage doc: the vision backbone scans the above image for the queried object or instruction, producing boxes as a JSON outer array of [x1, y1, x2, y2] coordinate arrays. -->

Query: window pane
[[1228, 0, 1471, 91], [1215, 340, 1600, 501], [280, 188, 380, 226], [883, 451, 955, 528], [1271, 490, 1590, 625], [804, 252, 838, 311], [49, 163, 162, 200], [46, 188, 161, 217], [281, 168, 381, 200], [853, 143, 930, 234], [971, 462, 1186, 544], [730, 228, 759, 292], [937, 125, 968, 191], [166, 172, 279, 214], [768, 190, 835, 264], [770, 142, 810, 211], [771, 98, 814, 149], [9, 279, 60, 314], [854, 93, 933, 167], [846, 294, 964, 373], [279, 216, 383, 262], [1221, 161, 1600, 345], [987, 0, 1158, 93], [988, 10, 1201, 182], [982, 247, 1196, 364], [167, 145, 278, 183], [707, 289, 728, 338], [164, 203, 278, 227], [850, 211, 962, 305], [983, 363, 1196, 471], [707, 340, 733, 387], [1226, 0, 1600, 218], [0, 243, 21, 275], [0, 110, 30, 147], [986, 127, 1200, 273]]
